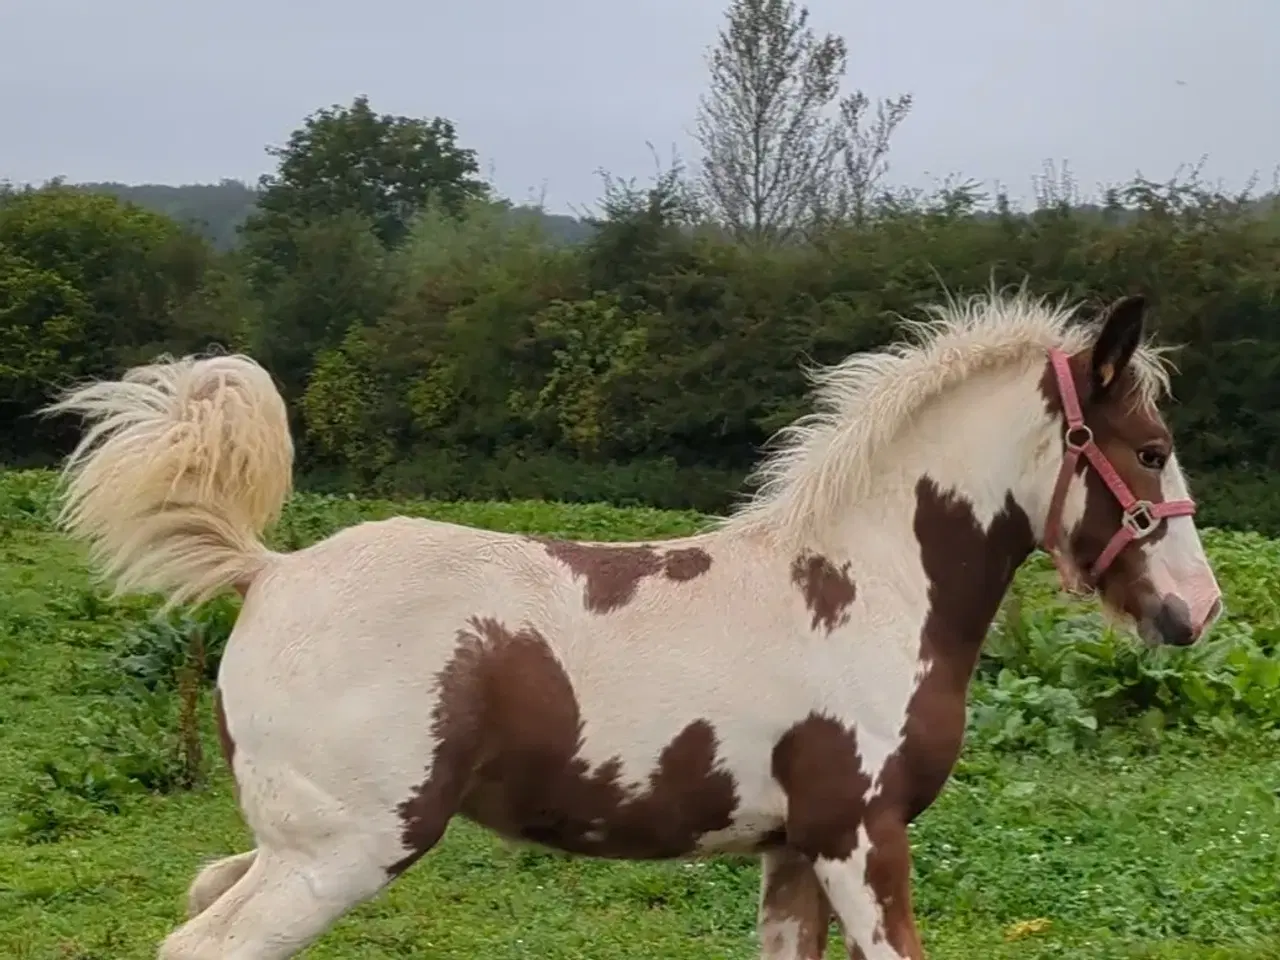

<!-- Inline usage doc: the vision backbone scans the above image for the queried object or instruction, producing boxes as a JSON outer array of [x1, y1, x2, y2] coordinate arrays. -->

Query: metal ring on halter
[[1122, 500, 1159, 539], [1064, 424, 1093, 451]]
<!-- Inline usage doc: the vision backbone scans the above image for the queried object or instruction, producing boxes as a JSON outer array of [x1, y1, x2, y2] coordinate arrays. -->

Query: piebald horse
[[47, 291, 1222, 959]]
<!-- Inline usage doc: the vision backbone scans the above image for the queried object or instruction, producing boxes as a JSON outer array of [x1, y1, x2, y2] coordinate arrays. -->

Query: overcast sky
[[3, 0, 1276, 214]]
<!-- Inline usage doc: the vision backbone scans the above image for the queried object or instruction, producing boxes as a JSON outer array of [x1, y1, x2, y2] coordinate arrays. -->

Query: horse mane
[[719, 286, 1174, 542]]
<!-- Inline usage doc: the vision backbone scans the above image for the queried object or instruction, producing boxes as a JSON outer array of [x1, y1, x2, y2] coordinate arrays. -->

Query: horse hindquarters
[[164, 625, 480, 956], [160, 737, 470, 959]]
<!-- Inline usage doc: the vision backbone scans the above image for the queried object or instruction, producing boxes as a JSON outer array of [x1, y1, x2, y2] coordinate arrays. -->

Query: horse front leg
[[809, 816, 923, 960], [758, 847, 833, 959]]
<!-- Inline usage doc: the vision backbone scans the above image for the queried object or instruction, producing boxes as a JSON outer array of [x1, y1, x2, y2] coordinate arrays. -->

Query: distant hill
[[76, 180, 596, 250], [80, 180, 260, 250]]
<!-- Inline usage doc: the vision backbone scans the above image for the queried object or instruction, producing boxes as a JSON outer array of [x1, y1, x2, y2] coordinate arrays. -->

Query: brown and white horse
[[47, 290, 1222, 959]]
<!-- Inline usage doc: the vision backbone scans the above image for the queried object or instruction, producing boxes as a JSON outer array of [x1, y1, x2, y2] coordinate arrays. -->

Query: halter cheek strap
[[1042, 348, 1196, 592]]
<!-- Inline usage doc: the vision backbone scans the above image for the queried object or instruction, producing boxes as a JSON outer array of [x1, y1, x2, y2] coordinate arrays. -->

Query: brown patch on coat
[[390, 616, 738, 876], [759, 848, 834, 959], [772, 713, 871, 861], [663, 546, 714, 581], [790, 552, 857, 633], [1039, 354, 1172, 618], [902, 478, 1034, 815], [539, 539, 713, 613]]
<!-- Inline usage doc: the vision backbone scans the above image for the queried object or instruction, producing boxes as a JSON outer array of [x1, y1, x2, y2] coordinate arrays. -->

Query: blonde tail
[[44, 353, 294, 611]]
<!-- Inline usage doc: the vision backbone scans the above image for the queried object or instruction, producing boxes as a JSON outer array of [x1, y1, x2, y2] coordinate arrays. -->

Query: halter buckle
[[1122, 500, 1159, 539]]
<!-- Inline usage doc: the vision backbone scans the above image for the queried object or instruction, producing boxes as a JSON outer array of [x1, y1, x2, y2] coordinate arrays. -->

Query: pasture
[[1, 470, 1278, 959]]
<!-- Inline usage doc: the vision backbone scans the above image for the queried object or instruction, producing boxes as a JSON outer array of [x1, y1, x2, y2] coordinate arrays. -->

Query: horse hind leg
[[159, 842, 397, 960], [161, 749, 467, 957], [160, 799, 461, 958], [186, 849, 258, 918]]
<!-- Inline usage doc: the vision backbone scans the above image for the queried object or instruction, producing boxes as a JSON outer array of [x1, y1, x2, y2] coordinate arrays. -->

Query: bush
[[971, 544, 1280, 754], [11, 684, 213, 843]]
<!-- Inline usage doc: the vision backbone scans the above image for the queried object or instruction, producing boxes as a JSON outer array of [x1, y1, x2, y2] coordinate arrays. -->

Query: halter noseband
[[1041, 348, 1196, 593]]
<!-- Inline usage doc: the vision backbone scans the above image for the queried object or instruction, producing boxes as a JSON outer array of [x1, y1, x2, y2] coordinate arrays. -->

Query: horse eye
[[1137, 447, 1167, 470]]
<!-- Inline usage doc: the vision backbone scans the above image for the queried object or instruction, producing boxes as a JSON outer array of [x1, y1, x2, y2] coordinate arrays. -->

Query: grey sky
[[3, 0, 1276, 214]]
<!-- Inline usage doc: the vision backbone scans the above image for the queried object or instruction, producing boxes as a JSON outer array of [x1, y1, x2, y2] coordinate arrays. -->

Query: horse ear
[[1090, 295, 1146, 395]]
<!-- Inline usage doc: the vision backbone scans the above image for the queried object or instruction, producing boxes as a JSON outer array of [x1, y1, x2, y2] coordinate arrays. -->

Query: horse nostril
[[1153, 597, 1196, 647]]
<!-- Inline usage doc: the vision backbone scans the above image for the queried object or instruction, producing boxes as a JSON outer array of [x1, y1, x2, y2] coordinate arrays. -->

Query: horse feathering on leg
[[46, 292, 1222, 960]]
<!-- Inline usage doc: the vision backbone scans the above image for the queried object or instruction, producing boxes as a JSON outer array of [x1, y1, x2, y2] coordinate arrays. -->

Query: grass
[[1, 472, 1278, 959]]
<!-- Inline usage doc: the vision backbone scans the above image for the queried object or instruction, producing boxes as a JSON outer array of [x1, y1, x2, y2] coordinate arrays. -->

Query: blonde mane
[[720, 287, 1173, 542]]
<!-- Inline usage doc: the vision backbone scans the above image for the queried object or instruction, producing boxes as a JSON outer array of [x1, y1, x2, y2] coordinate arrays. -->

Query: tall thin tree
[[695, 0, 847, 244], [835, 90, 914, 225]]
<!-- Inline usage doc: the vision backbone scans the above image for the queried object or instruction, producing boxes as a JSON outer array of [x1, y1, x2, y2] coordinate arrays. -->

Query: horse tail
[[44, 353, 294, 612]]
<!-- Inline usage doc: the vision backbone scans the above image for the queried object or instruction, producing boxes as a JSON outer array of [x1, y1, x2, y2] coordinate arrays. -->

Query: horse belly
[[458, 754, 784, 860]]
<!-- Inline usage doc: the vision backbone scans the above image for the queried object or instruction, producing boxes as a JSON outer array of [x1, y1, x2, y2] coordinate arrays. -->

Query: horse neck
[[809, 359, 1052, 654]]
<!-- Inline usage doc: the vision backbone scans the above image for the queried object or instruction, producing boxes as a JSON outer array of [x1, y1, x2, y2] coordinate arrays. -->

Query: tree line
[[3, 0, 1279, 532]]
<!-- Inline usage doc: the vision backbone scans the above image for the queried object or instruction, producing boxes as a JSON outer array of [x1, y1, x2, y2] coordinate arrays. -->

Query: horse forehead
[[1096, 388, 1170, 443]]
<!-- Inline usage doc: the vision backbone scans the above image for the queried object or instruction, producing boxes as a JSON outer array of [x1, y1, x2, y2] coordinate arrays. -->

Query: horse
[[45, 289, 1222, 959]]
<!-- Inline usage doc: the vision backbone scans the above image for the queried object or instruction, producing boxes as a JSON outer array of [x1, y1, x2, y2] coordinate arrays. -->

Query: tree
[[0, 185, 216, 372], [243, 95, 489, 254], [0, 186, 220, 460], [834, 90, 913, 225], [694, 0, 913, 241], [247, 210, 391, 402], [695, 0, 846, 243], [238, 97, 489, 402], [301, 325, 395, 475], [0, 244, 88, 408], [516, 295, 651, 457]]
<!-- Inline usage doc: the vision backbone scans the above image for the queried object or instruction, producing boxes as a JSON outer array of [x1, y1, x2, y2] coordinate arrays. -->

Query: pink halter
[[1041, 348, 1196, 593]]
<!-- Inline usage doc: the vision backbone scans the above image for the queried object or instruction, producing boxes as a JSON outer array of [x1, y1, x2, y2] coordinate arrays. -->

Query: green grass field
[[1, 471, 1278, 959]]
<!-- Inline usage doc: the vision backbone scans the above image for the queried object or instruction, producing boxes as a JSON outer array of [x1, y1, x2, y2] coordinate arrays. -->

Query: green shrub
[[11, 685, 212, 843]]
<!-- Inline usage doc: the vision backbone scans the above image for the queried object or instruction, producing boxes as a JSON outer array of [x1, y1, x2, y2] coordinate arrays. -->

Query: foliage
[[518, 295, 653, 456], [0, 184, 219, 367], [111, 598, 238, 692], [0, 243, 88, 410], [245, 94, 488, 250], [0, 184, 225, 463], [300, 325, 396, 474], [244, 209, 392, 402], [272, 165, 1280, 530], [968, 534, 1280, 754]]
